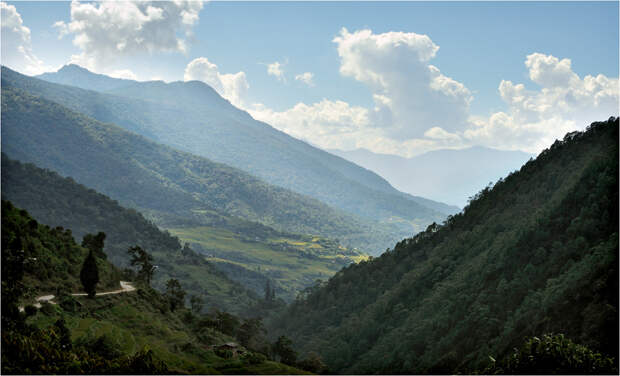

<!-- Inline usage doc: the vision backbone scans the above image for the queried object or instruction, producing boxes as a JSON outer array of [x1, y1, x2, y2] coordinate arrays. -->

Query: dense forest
[[273, 118, 619, 374], [1, 69, 420, 253]]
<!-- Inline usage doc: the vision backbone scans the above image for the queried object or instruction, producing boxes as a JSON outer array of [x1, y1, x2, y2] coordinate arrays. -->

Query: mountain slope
[[330, 146, 533, 207], [1, 155, 258, 314], [0, 80, 399, 253], [2, 155, 367, 302], [1, 202, 307, 374], [274, 118, 619, 373], [32, 65, 452, 223]]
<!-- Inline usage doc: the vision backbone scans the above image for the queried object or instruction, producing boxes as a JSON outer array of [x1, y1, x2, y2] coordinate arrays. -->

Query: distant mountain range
[[35, 65, 456, 225], [329, 147, 533, 207]]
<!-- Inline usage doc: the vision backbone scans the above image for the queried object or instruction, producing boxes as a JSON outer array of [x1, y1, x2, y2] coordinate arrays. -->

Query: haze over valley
[[1, 1, 618, 374]]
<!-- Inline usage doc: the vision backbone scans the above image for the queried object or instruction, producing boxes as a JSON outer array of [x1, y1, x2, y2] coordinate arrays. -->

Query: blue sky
[[2, 1, 619, 157]]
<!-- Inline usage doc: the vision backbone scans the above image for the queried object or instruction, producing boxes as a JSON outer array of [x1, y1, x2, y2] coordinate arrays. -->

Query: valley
[[1, 3, 618, 372]]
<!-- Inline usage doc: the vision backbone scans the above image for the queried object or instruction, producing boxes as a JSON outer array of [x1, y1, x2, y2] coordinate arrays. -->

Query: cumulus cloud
[[251, 28, 474, 156], [333, 27, 473, 138], [266, 61, 285, 82], [55, 0, 203, 71], [295, 72, 315, 86], [465, 52, 619, 153], [1, 2, 50, 75], [184, 57, 249, 108], [251, 29, 617, 157]]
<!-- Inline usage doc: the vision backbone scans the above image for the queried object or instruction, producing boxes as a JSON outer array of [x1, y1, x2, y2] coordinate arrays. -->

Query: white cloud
[[1, 2, 50, 75], [295, 72, 315, 86], [465, 52, 619, 153], [251, 30, 618, 157], [109, 69, 138, 80], [267, 61, 285, 82], [55, 0, 203, 71], [184, 57, 249, 108], [333, 28, 473, 138]]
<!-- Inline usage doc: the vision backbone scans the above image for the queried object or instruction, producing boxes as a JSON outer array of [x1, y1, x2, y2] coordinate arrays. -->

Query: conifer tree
[[80, 250, 99, 298]]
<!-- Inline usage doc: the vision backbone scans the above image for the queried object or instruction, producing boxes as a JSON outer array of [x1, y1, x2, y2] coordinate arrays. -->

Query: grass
[[168, 226, 368, 301]]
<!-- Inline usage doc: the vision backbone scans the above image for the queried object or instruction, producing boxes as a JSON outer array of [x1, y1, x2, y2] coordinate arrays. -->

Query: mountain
[[329, 146, 533, 207], [38, 64, 136, 92], [273, 118, 619, 373], [33, 65, 453, 224], [0, 77, 404, 254], [1, 154, 258, 314], [1, 201, 309, 374], [2, 154, 367, 302]]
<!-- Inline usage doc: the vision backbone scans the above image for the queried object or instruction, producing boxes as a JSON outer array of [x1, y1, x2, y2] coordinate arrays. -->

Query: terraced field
[[167, 226, 369, 301]]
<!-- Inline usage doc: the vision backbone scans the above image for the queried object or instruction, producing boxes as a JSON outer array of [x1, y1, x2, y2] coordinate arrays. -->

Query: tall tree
[[164, 278, 186, 312], [127, 246, 155, 286], [80, 250, 99, 298]]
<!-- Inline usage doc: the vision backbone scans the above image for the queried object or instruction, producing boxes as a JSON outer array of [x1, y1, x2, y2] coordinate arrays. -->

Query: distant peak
[[58, 64, 90, 73]]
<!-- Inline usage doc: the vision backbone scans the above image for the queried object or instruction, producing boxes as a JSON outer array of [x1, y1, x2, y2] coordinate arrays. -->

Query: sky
[[2, 1, 618, 158]]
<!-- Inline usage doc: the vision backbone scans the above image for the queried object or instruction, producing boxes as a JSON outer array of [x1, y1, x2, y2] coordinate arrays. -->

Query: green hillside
[[0, 77, 403, 254], [273, 118, 619, 373], [1, 155, 258, 314], [1, 202, 308, 374], [2, 200, 120, 302], [2, 154, 368, 302]]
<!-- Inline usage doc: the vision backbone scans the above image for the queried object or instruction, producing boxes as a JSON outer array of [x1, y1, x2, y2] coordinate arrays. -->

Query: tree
[[273, 336, 297, 365], [164, 279, 186, 312], [264, 279, 275, 302], [82, 232, 106, 259], [127, 246, 155, 286], [80, 250, 99, 298], [237, 318, 265, 348], [189, 295, 204, 314]]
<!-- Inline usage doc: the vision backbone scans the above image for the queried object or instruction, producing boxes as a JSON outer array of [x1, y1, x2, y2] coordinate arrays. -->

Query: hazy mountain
[[38, 63, 137, 92], [2, 154, 368, 302], [275, 118, 619, 373], [329, 146, 533, 207], [1, 76, 406, 254], [34, 65, 455, 223]]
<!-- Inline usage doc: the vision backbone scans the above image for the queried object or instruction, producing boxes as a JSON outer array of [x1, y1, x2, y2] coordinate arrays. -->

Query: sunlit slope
[[0, 80, 400, 253], [168, 226, 368, 301]]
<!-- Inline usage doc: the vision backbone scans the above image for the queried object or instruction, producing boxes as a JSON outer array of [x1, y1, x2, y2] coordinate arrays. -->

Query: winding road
[[18, 281, 135, 312]]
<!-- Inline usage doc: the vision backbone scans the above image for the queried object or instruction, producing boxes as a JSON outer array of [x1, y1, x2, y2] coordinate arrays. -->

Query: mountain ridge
[[33, 65, 455, 223]]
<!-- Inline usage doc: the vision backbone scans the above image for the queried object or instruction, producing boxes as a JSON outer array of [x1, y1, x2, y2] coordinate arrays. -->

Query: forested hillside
[[2, 155, 367, 302], [30, 65, 453, 226], [274, 118, 619, 374], [2, 201, 120, 300], [1, 202, 309, 374], [1, 155, 257, 314], [0, 81, 400, 253]]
